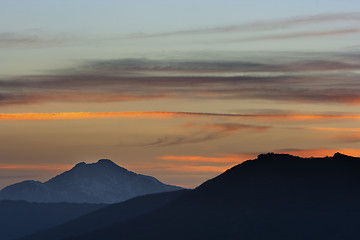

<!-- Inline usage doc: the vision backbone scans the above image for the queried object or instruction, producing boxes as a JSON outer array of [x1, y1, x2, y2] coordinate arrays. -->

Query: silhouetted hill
[[17, 190, 188, 240], [61, 153, 360, 240], [0, 159, 182, 203], [0, 200, 105, 240]]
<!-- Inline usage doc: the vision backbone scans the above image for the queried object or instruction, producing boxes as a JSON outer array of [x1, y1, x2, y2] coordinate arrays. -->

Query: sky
[[1, 0, 360, 188]]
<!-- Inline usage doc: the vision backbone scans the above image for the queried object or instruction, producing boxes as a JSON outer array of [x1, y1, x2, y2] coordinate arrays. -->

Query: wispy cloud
[[0, 32, 69, 48], [0, 112, 176, 120], [1, 74, 360, 107], [203, 123, 269, 132], [333, 133, 360, 143], [133, 163, 231, 173], [81, 58, 360, 74], [3, 13, 359, 49], [0, 92, 167, 107], [0, 164, 71, 171], [117, 12, 360, 47], [0, 175, 39, 180], [137, 123, 269, 146], [1, 111, 360, 121], [1, 49, 360, 108], [306, 127, 360, 132], [129, 153, 254, 176], [237, 28, 360, 42], [121, 12, 360, 39], [140, 133, 220, 147], [158, 153, 254, 164]]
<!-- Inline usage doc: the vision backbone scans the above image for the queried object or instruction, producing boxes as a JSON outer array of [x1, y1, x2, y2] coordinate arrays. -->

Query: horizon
[[1, 0, 360, 189], [1, 151, 359, 190]]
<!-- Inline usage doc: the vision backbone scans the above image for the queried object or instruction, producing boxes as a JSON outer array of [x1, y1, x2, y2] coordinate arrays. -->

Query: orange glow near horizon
[[308, 127, 360, 132], [129, 163, 234, 173], [0, 112, 177, 120], [159, 149, 360, 168], [159, 153, 255, 163], [0, 164, 72, 171], [2, 149, 359, 174], [1, 111, 360, 121], [278, 148, 360, 158]]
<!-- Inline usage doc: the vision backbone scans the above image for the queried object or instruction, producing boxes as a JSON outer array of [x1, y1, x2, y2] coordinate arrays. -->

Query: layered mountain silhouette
[[17, 190, 188, 240], [19, 152, 360, 240], [0, 200, 105, 240], [0, 159, 181, 203]]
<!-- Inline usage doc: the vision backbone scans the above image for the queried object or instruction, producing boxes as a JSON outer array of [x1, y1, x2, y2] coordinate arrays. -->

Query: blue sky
[[1, 0, 360, 75]]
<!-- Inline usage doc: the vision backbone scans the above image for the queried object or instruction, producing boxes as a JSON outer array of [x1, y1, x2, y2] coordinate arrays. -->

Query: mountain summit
[[0, 159, 181, 203]]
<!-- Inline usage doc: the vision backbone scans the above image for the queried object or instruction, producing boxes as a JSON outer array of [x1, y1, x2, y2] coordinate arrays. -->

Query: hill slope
[[0, 200, 105, 240], [17, 190, 188, 240], [63, 152, 360, 240], [0, 159, 181, 203]]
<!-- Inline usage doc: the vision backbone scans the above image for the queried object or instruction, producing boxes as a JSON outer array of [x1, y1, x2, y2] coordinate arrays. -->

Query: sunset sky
[[1, 0, 360, 188]]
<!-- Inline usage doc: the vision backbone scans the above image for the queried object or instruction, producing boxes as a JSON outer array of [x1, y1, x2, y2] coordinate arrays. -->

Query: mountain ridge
[[0, 199, 105, 240], [55, 152, 360, 240], [17, 190, 189, 240], [0, 159, 182, 203]]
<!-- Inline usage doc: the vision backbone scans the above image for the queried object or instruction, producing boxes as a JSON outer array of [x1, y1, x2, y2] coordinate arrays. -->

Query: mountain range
[[0, 200, 105, 240], [17, 190, 188, 240], [0, 159, 181, 203], [17, 152, 360, 240]]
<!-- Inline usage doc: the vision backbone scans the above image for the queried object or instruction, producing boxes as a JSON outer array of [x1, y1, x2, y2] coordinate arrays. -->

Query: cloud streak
[[0, 32, 69, 48], [1, 111, 360, 121], [141, 133, 220, 147], [122, 12, 360, 39], [306, 127, 360, 132], [81, 58, 360, 74], [135, 163, 231, 173], [1, 74, 360, 107], [237, 28, 360, 42], [0, 164, 71, 171], [133, 123, 270, 146], [1, 49, 360, 107], [0, 92, 167, 107], [3, 13, 359, 49], [334, 133, 360, 143], [159, 153, 254, 164]]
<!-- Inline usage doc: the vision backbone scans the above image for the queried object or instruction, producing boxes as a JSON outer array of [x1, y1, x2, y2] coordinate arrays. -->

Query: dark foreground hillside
[[64, 152, 360, 240]]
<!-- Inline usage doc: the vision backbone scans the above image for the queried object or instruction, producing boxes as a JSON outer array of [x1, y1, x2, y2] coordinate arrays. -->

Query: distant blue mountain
[[0, 159, 182, 203], [17, 190, 188, 240], [0, 200, 105, 240]]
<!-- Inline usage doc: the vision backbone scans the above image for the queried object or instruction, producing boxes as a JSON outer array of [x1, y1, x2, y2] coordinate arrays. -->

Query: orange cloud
[[141, 123, 270, 147], [0, 164, 72, 171], [307, 127, 360, 132], [203, 123, 269, 132], [334, 133, 360, 143], [160, 165, 231, 173], [0, 112, 177, 120], [1, 111, 360, 121], [128, 153, 257, 176], [160, 155, 238, 163], [159, 153, 255, 164], [130, 163, 233, 173]]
